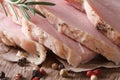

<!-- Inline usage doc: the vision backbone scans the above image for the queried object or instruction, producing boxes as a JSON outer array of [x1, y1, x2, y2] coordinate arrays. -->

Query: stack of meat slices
[[0, 13, 47, 65], [37, 0, 120, 64], [0, 0, 120, 72]]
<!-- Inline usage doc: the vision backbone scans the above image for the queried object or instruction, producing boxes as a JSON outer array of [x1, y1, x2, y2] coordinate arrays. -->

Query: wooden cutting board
[[0, 56, 120, 80]]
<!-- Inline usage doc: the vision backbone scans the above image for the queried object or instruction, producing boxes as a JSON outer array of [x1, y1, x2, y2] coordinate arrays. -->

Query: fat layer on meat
[[21, 15, 97, 67], [35, 0, 120, 64], [65, 0, 84, 12], [0, 13, 47, 65], [84, 0, 120, 46], [1, 1, 97, 67]]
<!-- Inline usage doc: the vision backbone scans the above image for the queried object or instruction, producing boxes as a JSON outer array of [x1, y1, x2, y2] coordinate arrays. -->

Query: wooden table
[[0, 56, 120, 80]]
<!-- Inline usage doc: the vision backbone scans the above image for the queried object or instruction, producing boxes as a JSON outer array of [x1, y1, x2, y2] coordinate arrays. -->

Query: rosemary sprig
[[1, 0, 55, 20], [24, 1, 56, 6], [33, 9, 46, 18], [24, 5, 35, 16], [20, 6, 31, 20]]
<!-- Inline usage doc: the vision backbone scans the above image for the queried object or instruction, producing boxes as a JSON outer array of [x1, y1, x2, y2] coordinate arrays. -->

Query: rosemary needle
[[1, 0, 55, 20], [20, 6, 31, 20], [33, 9, 46, 18], [25, 6, 35, 16], [24, 1, 56, 6]]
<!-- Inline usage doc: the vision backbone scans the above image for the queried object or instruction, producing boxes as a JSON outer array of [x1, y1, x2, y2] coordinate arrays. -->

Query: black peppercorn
[[58, 64, 64, 70], [52, 63, 59, 70], [0, 71, 5, 79], [32, 70, 41, 79], [17, 57, 27, 67], [39, 68, 46, 75]]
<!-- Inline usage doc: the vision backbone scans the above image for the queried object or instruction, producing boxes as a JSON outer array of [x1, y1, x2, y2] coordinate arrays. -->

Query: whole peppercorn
[[32, 70, 40, 79], [39, 68, 46, 75], [32, 77, 39, 80], [17, 57, 27, 67], [86, 70, 94, 77], [60, 69, 68, 77], [52, 63, 59, 70], [86, 69, 100, 80], [58, 64, 64, 70], [90, 75, 98, 80], [31, 68, 46, 79], [0, 71, 5, 79], [93, 69, 100, 76]]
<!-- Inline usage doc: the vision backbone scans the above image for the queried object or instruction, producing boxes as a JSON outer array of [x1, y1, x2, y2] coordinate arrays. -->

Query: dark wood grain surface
[[1, 56, 120, 80]]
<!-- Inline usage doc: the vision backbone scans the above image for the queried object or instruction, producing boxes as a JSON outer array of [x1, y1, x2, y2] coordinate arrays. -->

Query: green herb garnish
[[0, 0, 55, 20]]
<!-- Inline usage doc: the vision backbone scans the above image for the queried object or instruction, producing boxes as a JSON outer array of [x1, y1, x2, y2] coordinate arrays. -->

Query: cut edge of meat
[[0, 13, 47, 65], [34, 1, 120, 65], [65, 0, 85, 12], [84, 0, 120, 47], [21, 17, 97, 67], [0, 2, 97, 67], [1, 0, 120, 67]]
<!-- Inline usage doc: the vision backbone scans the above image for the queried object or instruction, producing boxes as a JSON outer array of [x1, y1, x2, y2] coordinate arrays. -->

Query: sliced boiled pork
[[21, 15, 97, 67], [35, 0, 120, 65], [84, 0, 120, 46], [0, 0, 97, 67], [0, 13, 47, 65], [65, 0, 84, 12]]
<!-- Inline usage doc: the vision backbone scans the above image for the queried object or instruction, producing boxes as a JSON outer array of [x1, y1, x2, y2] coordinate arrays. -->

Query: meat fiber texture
[[0, 13, 47, 65], [65, 0, 84, 12], [35, 0, 120, 65], [21, 15, 97, 67], [1, 1, 97, 67], [1, 0, 120, 70], [1, 1, 26, 25], [84, 0, 120, 47]]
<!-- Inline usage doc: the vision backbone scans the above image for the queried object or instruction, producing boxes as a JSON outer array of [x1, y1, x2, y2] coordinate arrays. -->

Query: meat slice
[[35, 0, 120, 64], [84, 0, 120, 46], [0, 13, 47, 65], [65, 0, 84, 12], [0, 1, 97, 67], [21, 14, 97, 67], [1, 2, 23, 24]]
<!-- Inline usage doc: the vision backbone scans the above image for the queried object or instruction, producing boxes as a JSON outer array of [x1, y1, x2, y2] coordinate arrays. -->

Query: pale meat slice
[[36, 0, 120, 64], [1, 1, 97, 67], [1, 2, 23, 24], [65, 0, 84, 12], [84, 0, 120, 46], [0, 13, 47, 65], [21, 15, 97, 67]]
